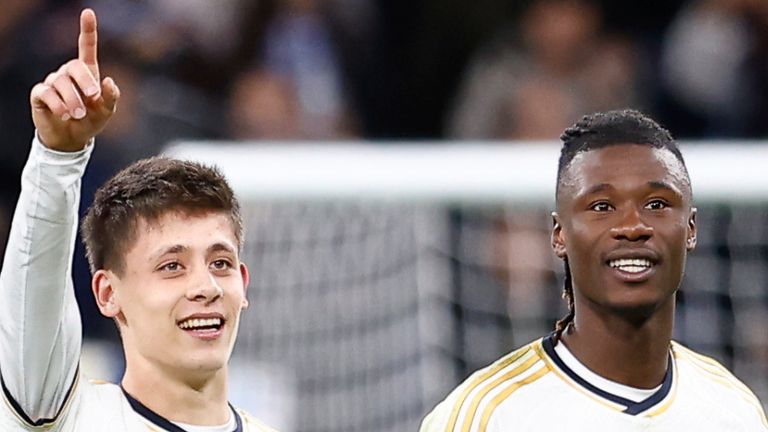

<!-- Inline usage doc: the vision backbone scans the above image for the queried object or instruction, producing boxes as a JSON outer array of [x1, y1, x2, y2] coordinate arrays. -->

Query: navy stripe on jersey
[[0, 365, 78, 426], [121, 386, 243, 432], [542, 334, 673, 415]]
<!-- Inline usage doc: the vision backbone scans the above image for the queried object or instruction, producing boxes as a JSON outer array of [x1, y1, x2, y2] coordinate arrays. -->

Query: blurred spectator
[[228, 67, 302, 139], [152, 0, 245, 63], [448, 0, 640, 139], [258, 0, 357, 139], [660, 0, 768, 137], [89, 0, 244, 65]]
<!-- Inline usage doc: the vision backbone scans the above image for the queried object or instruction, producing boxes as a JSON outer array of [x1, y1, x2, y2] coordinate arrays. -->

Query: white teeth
[[609, 258, 652, 273], [178, 318, 222, 330]]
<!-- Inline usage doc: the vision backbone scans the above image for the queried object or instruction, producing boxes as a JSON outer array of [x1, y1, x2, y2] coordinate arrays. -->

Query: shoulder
[[420, 339, 550, 432], [671, 341, 767, 426], [76, 380, 128, 421], [0, 376, 126, 431], [671, 341, 760, 401], [77, 378, 124, 404], [235, 408, 281, 432]]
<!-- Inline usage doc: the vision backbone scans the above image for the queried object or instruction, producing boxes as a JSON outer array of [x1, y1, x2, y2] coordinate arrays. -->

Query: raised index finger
[[78, 9, 99, 80]]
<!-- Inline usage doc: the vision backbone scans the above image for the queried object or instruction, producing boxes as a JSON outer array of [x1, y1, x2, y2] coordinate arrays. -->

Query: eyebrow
[[581, 181, 682, 197], [208, 242, 236, 255], [149, 242, 236, 262], [150, 244, 188, 262], [647, 180, 680, 194], [582, 183, 613, 196]]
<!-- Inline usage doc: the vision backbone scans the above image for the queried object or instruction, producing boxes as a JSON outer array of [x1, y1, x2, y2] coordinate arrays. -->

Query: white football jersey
[[421, 335, 767, 432]]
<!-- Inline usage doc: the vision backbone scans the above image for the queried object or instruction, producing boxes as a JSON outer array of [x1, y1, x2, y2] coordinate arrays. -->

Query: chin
[[603, 276, 676, 308], [604, 294, 673, 324], [611, 302, 659, 320], [181, 350, 230, 373]]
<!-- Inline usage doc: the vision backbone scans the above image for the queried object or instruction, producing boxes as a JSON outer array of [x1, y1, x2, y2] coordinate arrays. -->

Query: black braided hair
[[553, 259, 574, 342]]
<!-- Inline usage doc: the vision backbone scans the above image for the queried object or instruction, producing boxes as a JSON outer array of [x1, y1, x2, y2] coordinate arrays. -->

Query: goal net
[[165, 140, 768, 432]]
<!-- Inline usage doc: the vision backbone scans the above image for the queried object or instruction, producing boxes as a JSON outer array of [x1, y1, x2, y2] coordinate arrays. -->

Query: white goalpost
[[165, 140, 768, 203]]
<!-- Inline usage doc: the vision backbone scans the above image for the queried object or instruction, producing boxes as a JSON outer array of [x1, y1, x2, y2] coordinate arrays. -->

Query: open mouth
[[608, 258, 653, 274], [178, 317, 223, 331]]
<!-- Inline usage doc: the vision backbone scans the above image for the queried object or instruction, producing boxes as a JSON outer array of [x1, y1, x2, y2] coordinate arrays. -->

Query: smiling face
[[93, 210, 249, 378], [552, 144, 696, 319]]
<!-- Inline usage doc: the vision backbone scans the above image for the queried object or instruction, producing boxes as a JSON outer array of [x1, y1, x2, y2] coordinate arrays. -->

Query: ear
[[552, 212, 567, 259], [686, 207, 697, 251], [92, 269, 121, 318], [239, 262, 250, 310]]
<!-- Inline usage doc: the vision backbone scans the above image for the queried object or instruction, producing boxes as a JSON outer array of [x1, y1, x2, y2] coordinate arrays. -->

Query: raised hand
[[30, 9, 120, 152]]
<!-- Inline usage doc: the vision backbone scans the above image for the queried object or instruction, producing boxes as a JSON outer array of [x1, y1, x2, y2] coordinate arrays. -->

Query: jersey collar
[[541, 334, 675, 416], [121, 386, 243, 432]]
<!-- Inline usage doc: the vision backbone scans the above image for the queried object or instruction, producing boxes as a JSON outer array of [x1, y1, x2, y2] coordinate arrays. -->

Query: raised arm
[[0, 9, 118, 423]]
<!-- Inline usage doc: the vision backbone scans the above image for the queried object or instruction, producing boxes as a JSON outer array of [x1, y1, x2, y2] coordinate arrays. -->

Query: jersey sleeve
[[0, 135, 92, 425], [420, 390, 460, 432]]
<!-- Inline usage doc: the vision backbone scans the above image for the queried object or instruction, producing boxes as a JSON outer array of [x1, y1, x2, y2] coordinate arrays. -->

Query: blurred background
[[1, 0, 767, 430]]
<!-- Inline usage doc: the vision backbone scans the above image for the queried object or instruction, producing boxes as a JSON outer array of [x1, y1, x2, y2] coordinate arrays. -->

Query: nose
[[186, 266, 223, 304], [609, 206, 653, 242]]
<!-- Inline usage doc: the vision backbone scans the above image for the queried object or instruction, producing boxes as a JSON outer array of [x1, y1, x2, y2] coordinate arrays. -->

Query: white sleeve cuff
[[32, 132, 95, 165]]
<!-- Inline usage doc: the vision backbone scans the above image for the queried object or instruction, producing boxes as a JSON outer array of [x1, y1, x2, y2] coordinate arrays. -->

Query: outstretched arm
[[0, 9, 118, 423]]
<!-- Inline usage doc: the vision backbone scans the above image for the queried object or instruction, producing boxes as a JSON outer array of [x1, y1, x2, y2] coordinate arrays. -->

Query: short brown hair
[[81, 157, 243, 275]]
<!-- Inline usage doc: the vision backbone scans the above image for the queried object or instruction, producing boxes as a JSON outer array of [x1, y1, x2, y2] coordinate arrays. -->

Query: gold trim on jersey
[[458, 352, 542, 431], [1, 366, 81, 430], [139, 421, 165, 432], [445, 345, 534, 431], [476, 366, 549, 431], [672, 343, 768, 426], [644, 357, 678, 418], [673, 343, 758, 398]]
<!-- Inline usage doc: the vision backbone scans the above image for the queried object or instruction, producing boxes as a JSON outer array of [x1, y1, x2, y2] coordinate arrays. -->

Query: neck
[[121, 353, 230, 425], [560, 295, 675, 389]]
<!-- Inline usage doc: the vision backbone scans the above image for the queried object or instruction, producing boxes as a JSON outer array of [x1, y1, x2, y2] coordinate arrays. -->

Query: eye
[[159, 261, 182, 272], [210, 259, 233, 271], [590, 201, 614, 212], [645, 199, 668, 210]]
